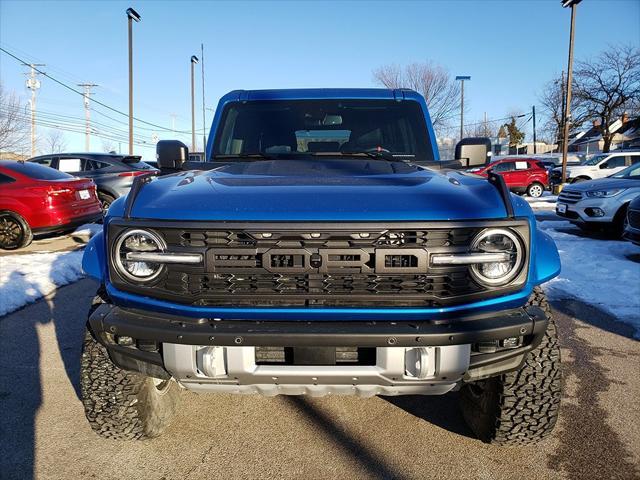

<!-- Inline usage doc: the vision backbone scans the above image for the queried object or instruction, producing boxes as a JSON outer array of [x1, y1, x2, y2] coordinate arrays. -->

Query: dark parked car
[[0, 160, 102, 249], [623, 195, 640, 245], [28, 153, 157, 212]]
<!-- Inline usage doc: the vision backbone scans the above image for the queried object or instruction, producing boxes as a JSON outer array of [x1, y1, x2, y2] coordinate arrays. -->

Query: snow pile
[[526, 194, 557, 211], [0, 250, 85, 316], [0, 224, 100, 316], [540, 220, 640, 336]]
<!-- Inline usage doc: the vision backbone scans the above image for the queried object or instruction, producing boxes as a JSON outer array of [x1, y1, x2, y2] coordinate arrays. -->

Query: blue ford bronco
[[81, 89, 562, 445]]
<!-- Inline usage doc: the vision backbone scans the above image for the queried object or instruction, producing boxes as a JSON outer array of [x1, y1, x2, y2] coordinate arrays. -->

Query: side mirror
[[599, 162, 609, 169], [156, 140, 188, 175], [455, 137, 492, 168]]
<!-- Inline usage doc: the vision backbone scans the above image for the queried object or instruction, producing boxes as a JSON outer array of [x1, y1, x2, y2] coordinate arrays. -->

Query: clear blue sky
[[1, 0, 639, 159]]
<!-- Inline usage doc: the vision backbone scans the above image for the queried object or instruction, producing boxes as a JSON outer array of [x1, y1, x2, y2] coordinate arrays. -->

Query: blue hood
[[128, 159, 509, 221]]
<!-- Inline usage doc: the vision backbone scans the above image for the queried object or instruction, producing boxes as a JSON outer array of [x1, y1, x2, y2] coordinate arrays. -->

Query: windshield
[[610, 163, 640, 179], [582, 154, 608, 166], [212, 99, 434, 161]]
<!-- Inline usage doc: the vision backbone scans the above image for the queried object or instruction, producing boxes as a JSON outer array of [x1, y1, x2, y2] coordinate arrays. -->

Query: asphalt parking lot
[[1, 276, 639, 480]]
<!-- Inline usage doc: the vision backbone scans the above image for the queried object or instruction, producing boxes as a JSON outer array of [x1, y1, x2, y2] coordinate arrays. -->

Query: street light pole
[[560, 0, 581, 186], [455, 76, 471, 140], [190, 55, 199, 152], [126, 7, 141, 156]]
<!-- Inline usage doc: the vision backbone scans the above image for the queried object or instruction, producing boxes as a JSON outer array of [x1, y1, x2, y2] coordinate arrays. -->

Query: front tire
[[459, 287, 561, 446], [80, 324, 181, 440], [97, 192, 116, 214], [0, 211, 33, 250]]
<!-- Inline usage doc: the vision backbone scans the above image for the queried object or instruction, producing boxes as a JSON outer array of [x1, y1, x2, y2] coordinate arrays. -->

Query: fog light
[[404, 347, 436, 379], [197, 346, 227, 378], [585, 207, 605, 217], [115, 335, 134, 346]]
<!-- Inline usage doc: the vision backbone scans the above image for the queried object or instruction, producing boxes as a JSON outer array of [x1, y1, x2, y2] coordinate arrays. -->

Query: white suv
[[552, 151, 640, 184]]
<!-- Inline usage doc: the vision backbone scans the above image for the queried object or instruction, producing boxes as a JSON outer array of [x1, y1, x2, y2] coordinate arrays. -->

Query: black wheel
[[81, 299, 181, 440], [0, 211, 33, 250], [612, 204, 629, 238], [97, 192, 116, 214], [526, 182, 544, 198], [459, 287, 562, 446]]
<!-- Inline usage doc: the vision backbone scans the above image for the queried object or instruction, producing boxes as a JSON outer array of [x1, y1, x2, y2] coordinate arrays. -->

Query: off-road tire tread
[[80, 297, 181, 440], [460, 287, 561, 446]]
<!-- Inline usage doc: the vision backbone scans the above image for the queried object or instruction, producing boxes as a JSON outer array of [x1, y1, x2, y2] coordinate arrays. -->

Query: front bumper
[[555, 197, 622, 224], [89, 302, 548, 396]]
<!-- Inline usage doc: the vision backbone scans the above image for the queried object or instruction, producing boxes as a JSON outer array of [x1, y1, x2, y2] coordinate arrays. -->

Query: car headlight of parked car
[[468, 228, 524, 287], [585, 189, 626, 198], [113, 229, 166, 282]]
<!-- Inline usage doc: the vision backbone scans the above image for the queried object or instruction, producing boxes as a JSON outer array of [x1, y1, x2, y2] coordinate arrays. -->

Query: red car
[[0, 160, 102, 250], [470, 158, 549, 198]]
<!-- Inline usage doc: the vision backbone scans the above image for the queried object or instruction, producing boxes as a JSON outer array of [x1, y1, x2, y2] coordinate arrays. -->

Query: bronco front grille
[[108, 221, 530, 308]]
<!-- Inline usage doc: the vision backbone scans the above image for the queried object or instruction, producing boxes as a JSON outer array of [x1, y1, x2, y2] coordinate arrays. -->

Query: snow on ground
[[0, 224, 100, 316], [540, 220, 640, 337], [526, 192, 557, 211]]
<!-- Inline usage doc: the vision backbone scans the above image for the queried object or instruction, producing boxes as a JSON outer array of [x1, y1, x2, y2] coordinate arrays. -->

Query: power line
[[1, 46, 194, 134]]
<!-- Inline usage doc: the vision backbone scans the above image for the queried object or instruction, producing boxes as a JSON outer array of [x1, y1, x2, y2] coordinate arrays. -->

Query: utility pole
[[169, 113, 177, 131], [126, 7, 141, 155], [455, 76, 471, 140], [23, 63, 45, 157], [559, 70, 566, 152], [201, 43, 207, 153], [532, 105, 537, 154], [560, 0, 581, 186], [190, 55, 199, 151], [78, 83, 98, 151]]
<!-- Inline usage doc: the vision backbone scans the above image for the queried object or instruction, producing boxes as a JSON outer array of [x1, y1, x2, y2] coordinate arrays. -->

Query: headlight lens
[[585, 188, 625, 198], [470, 228, 524, 286], [113, 229, 165, 282]]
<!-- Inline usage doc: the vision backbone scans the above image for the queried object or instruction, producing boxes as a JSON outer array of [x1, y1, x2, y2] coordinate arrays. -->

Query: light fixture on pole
[[126, 7, 141, 155], [560, 0, 582, 187], [190, 55, 199, 152], [455, 76, 471, 140]]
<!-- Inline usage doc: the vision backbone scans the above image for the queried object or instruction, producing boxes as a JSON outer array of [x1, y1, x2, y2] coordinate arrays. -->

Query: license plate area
[[557, 203, 567, 214], [79, 189, 90, 200]]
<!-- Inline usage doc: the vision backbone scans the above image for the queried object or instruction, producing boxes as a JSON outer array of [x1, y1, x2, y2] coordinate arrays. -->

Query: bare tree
[[538, 74, 587, 149], [464, 116, 497, 138], [44, 129, 67, 154], [0, 83, 29, 154], [573, 44, 640, 152], [101, 139, 117, 153], [373, 62, 460, 134]]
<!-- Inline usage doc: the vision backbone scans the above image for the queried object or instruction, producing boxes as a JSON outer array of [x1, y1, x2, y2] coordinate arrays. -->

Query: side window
[[604, 156, 625, 168], [58, 158, 85, 173], [494, 162, 514, 172], [0, 172, 16, 184], [31, 157, 54, 167], [627, 155, 639, 165], [85, 160, 110, 171]]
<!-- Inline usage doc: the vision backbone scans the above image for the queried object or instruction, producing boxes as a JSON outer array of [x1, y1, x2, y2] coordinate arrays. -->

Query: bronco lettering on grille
[[206, 248, 429, 274]]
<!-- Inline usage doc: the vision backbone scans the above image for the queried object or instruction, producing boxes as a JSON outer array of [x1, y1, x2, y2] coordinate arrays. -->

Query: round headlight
[[469, 228, 524, 286], [113, 229, 165, 282]]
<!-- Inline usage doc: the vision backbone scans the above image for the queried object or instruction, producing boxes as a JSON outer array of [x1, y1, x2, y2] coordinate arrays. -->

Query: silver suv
[[556, 163, 640, 235]]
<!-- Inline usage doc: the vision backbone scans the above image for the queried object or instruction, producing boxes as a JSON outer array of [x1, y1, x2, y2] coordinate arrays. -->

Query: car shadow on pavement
[[284, 396, 407, 479], [0, 271, 95, 480], [382, 392, 474, 439], [547, 297, 640, 479]]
